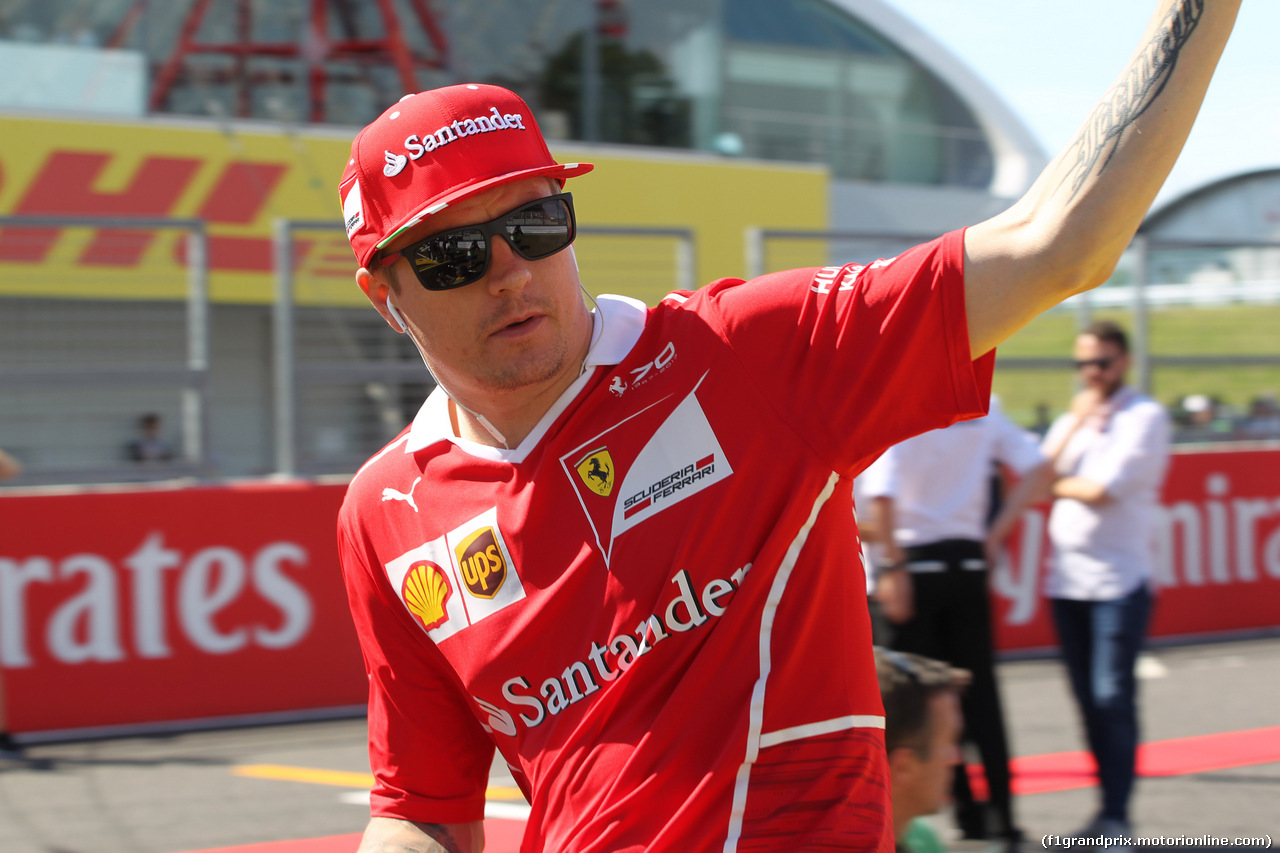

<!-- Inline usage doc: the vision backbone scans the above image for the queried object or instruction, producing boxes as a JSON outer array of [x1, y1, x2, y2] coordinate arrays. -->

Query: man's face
[[366, 178, 591, 409], [1073, 334, 1129, 397]]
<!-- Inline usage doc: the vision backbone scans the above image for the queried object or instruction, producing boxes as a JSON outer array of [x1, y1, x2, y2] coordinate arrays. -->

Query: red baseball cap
[[339, 83, 594, 268]]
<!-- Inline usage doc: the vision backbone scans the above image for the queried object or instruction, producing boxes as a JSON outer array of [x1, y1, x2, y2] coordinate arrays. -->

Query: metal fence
[[0, 215, 211, 484], [748, 228, 1280, 439], [6, 214, 1276, 487], [271, 220, 697, 477]]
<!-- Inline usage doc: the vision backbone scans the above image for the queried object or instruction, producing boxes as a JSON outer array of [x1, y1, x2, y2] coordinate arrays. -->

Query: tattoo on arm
[[418, 824, 467, 853], [362, 822, 470, 853], [1060, 0, 1204, 197]]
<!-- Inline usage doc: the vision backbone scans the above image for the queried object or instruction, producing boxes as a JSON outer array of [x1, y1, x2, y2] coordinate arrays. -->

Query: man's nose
[[484, 236, 533, 294]]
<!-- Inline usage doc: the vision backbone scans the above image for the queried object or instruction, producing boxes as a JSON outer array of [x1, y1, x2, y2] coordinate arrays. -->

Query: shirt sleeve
[[1078, 401, 1172, 500], [989, 399, 1045, 476], [337, 514, 495, 825], [696, 228, 994, 476]]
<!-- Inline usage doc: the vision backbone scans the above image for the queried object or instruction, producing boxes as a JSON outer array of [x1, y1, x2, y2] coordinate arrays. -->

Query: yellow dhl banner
[[0, 113, 827, 305]]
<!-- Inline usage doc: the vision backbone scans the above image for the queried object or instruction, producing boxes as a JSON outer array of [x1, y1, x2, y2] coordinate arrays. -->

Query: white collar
[[404, 294, 648, 462]]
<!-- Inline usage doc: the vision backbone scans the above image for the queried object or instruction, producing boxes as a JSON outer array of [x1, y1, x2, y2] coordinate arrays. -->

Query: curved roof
[[830, 0, 1048, 196], [1142, 168, 1280, 241]]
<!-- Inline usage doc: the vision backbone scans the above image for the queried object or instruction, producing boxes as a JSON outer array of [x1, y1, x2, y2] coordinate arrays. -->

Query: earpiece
[[385, 297, 408, 332]]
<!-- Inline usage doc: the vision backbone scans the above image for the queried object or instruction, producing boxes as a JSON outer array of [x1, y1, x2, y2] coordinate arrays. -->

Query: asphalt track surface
[[1, 636, 1276, 853]]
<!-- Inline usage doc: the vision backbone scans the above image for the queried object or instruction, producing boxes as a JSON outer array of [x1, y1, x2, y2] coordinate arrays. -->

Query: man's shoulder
[[1117, 390, 1171, 423], [343, 432, 417, 510]]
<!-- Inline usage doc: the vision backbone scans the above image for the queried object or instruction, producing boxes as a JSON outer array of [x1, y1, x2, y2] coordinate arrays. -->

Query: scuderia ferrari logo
[[575, 448, 615, 497], [561, 377, 733, 566]]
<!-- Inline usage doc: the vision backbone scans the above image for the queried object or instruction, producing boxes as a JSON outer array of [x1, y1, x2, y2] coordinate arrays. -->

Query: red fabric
[[337, 229, 992, 850], [338, 83, 593, 267]]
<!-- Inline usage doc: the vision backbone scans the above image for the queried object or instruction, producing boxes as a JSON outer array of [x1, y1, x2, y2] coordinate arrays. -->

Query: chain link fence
[[272, 221, 696, 476], [0, 216, 211, 484], [748, 228, 1280, 442]]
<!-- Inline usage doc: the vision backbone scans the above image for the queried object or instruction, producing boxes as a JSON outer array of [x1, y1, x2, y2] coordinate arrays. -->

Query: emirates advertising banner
[[0, 482, 364, 734], [1, 448, 1277, 736], [992, 446, 1280, 650]]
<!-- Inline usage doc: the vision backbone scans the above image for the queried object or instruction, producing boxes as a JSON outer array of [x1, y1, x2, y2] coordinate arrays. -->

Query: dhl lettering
[[485, 564, 751, 734], [173, 235, 314, 272], [198, 162, 288, 224], [0, 151, 299, 272], [0, 151, 201, 265]]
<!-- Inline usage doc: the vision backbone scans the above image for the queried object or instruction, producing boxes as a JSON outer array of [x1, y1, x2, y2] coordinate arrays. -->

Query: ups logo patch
[[455, 527, 507, 598], [575, 448, 614, 497]]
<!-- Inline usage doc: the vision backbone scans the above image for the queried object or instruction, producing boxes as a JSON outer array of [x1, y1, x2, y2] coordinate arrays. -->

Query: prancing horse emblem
[[382, 476, 421, 512], [574, 449, 615, 497]]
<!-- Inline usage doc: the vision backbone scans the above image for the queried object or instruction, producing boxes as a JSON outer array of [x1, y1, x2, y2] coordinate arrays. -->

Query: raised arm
[[964, 0, 1241, 356], [357, 817, 484, 853]]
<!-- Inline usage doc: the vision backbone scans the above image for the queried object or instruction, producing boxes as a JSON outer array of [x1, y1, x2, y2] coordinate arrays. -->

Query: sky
[[885, 0, 1278, 207]]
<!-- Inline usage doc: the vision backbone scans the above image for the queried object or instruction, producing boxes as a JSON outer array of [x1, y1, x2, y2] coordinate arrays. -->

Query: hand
[[1069, 387, 1106, 421], [874, 569, 914, 624], [984, 532, 1003, 572]]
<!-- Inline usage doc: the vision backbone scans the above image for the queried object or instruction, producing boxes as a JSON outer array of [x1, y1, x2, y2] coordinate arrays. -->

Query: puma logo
[[381, 477, 421, 512]]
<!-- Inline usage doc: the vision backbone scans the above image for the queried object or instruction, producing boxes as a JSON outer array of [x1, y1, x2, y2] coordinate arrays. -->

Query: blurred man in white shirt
[[989, 321, 1171, 842]]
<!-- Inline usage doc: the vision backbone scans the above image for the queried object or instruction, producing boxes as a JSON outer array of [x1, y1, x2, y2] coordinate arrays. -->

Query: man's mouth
[[490, 313, 544, 337]]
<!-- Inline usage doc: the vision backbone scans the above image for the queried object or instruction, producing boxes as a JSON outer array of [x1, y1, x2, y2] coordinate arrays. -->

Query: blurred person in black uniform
[[862, 398, 1043, 847]]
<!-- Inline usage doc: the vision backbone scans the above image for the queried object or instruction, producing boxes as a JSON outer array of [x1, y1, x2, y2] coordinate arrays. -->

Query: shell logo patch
[[455, 527, 507, 599], [575, 448, 615, 497], [385, 508, 525, 645], [402, 561, 451, 631]]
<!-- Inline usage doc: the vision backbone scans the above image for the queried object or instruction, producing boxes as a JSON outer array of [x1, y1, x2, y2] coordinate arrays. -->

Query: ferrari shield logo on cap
[[575, 448, 615, 497]]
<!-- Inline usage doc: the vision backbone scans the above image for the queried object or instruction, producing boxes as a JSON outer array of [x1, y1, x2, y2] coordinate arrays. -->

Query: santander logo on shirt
[[384, 506, 526, 643]]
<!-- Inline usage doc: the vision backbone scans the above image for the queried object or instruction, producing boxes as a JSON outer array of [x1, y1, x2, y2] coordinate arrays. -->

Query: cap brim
[[373, 161, 594, 257]]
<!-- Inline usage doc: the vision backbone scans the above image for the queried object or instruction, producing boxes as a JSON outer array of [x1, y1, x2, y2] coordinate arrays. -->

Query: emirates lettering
[[403, 106, 527, 160], [494, 564, 751, 732], [0, 533, 313, 666]]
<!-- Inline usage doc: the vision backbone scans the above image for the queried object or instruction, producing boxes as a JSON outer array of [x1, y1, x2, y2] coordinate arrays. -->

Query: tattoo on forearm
[[417, 824, 466, 853], [363, 823, 467, 853], [1060, 0, 1205, 197]]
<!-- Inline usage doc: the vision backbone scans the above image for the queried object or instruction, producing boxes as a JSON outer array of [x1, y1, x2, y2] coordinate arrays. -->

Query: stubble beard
[[479, 335, 572, 392]]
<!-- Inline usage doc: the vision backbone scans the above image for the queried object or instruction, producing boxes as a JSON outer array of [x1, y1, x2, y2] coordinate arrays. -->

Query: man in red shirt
[[335, 4, 1239, 850]]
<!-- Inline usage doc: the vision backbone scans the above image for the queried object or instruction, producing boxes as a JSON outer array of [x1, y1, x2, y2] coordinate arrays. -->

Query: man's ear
[[888, 745, 919, 786], [357, 267, 406, 333]]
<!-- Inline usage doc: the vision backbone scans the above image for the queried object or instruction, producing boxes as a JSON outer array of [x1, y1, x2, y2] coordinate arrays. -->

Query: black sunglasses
[[1074, 357, 1115, 371], [379, 193, 576, 291]]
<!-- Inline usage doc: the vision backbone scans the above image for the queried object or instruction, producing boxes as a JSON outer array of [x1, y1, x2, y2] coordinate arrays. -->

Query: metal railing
[[270, 220, 697, 477], [0, 215, 211, 483], [746, 227, 1280, 432]]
